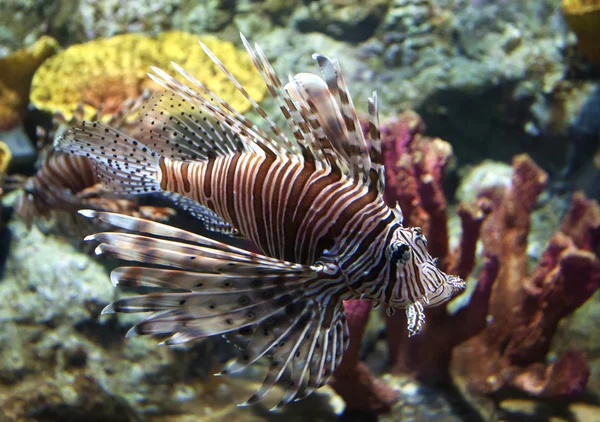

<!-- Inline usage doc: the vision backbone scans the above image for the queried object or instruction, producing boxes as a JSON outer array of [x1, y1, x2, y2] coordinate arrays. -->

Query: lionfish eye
[[386, 241, 411, 264], [413, 227, 427, 247]]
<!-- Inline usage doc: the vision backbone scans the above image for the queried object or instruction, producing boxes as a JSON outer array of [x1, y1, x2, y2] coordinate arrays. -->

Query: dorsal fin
[[147, 65, 282, 158], [367, 91, 385, 197], [285, 72, 351, 176], [312, 54, 371, 183], [136, 92, 244, 162]]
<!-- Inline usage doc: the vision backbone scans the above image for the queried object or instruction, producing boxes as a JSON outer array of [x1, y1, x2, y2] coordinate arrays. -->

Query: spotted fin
[[312, 54, 371, 183], [80, 210, 349, 407]]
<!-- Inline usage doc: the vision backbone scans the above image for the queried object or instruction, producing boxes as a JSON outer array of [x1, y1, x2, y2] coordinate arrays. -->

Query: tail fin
[[54, 121, 161, 195]]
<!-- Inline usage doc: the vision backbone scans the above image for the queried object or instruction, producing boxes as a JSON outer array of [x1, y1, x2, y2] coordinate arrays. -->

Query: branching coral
[[0, 36, 59, 130], [331, 111, 600, 415], [30, 32, 267, 121], [451, 189, 600, 398], [331, 299, 399, 413], [332, 111, 477, 412]]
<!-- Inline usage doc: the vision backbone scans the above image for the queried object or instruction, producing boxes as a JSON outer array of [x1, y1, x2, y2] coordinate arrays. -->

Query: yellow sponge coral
[[561, 0, 600, 68], [0, 140, 11, 176], [30, 32, 267, 121], [0, 36, 59, 130]]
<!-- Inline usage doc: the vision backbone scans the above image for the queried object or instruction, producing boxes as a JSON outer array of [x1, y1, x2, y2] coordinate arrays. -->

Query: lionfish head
[[386, 225, 466, 309]]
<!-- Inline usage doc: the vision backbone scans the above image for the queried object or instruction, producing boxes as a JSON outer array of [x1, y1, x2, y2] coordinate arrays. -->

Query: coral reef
[[30, 32, 267, 121], [0, 1, 599, 419], [561, 0, 600, 68], [380, 0, 436, 67], [330, 112, 600, 416], [0, 35, 58, 130]]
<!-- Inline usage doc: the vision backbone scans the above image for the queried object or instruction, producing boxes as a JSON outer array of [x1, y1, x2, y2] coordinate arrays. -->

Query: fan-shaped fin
[[80, 210, 350, 408]]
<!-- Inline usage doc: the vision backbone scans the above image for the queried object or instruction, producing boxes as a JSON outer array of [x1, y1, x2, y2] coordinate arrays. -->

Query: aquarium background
[[1, 0, 600, 421]]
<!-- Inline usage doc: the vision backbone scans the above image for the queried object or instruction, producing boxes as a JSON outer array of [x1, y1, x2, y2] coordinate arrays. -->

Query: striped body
[[160, 153, 393, 266], [159, 152, 451, 309]]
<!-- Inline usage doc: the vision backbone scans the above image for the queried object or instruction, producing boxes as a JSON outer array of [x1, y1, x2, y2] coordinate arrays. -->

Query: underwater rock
[[173, 0, 235, 34], [377, 374, 478, 422], [0, 218, 341, 420], [342, 0, 594, 171], [455, 160, 513, 204], [0, 219, 115, 324], [1, 373, 140, 422], [565, 85, 600, 199], [291, 0, 390, 43], [380, 0, 435, 67], [0, 1, 55, 53]]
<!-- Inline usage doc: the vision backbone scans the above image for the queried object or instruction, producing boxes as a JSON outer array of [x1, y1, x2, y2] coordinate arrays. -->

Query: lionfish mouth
[[448, 275, 466, 292]]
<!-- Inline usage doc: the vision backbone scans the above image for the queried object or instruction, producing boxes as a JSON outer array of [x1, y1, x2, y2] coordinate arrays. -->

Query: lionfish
[[56, 34, 464, 407]]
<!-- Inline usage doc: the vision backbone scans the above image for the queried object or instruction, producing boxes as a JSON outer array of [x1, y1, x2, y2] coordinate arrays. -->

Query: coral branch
[[331, 300, 398, 414], [451, 158, 600, 398], [381, 111, 452, 266]]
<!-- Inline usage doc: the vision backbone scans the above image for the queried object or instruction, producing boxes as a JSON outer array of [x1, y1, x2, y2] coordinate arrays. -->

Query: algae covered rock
[[291, 0, 391, 42]]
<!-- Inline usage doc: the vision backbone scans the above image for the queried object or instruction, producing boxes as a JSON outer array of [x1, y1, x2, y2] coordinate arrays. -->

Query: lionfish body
[[57, 35, 464, 407]]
